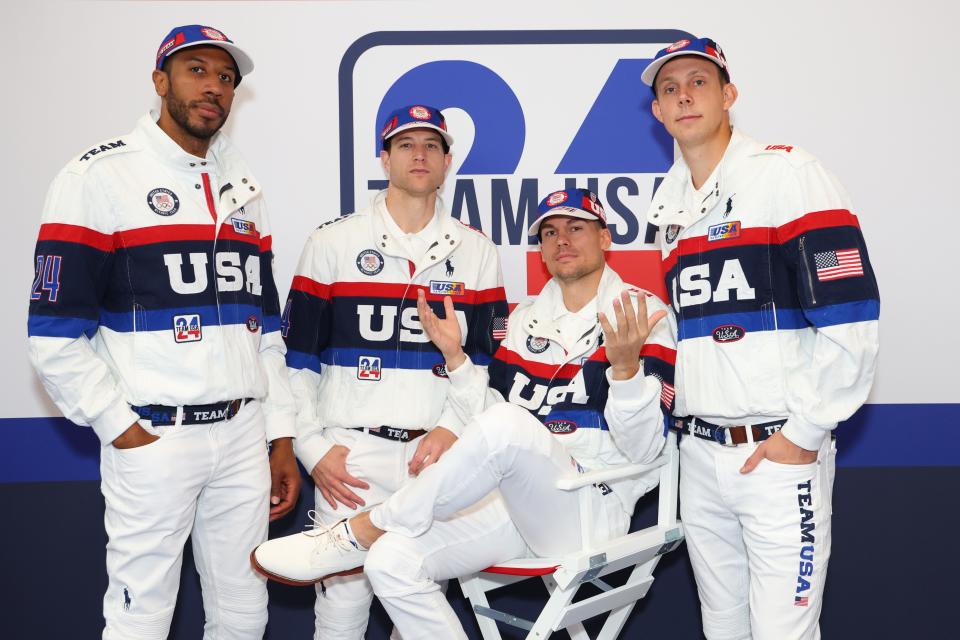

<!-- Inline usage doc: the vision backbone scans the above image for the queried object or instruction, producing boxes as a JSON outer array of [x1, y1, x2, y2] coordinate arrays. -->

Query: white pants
[[309, 427, 426, 639], [679, 434, 836, 640], [99, 400, 270, 640], [364, 402, 628, 639]]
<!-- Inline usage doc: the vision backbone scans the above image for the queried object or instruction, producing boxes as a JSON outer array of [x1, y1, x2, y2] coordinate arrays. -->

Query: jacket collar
[[647, 128, 761, 229], [137, 112, 261, 212], [368, 191, 463, 272], [522, 265, 626, 357]]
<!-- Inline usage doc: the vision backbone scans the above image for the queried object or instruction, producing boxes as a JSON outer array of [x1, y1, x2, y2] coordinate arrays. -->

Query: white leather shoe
[[251, 515, 367, 586]]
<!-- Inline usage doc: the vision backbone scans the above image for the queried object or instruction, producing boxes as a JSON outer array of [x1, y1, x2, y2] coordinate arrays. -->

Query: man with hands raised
[[253, 188, 677, 639]]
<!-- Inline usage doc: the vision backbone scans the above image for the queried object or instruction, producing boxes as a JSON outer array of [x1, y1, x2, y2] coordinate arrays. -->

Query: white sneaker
[[251, 514, 368, 586]]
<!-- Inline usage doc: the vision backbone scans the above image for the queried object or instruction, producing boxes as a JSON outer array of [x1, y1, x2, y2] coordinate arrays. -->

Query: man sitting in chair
[[253, 189, 677, 638]]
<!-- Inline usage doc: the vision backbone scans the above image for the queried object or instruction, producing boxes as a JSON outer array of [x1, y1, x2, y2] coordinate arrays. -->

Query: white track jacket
[[27, 113, 295, 445], [646, 129, 880, 451], [283, 195, 508, 474], [446, 266, 677, 514]]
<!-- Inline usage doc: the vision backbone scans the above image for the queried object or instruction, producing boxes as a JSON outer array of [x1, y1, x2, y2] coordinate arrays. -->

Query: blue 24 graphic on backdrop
[[339, 30, 691, 247]]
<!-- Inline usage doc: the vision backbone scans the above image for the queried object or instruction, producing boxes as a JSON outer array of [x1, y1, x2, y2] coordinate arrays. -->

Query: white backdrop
[[4, 0, 957, 420]]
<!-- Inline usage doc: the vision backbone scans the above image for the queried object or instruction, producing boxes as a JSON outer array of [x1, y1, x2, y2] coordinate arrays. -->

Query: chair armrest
[[555, 456, 669, 491]]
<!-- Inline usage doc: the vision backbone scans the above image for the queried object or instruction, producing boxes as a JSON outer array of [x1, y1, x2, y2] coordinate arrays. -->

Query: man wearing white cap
[[272, 105, 508, 638], [253, 189, 676, 639], [641, 36, 880, 639], [27, 24, 299, 639]]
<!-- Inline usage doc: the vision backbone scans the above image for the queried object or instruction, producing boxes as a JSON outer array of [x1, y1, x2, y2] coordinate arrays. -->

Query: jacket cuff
[[781, 416, 834, 451], [264, 410, 297, 443], [294, 431, 334, 475], [437, 407, 465, 437], [446, 355, 482, 390], [91, 401, 140, 447], [605, 367, 660, 407]]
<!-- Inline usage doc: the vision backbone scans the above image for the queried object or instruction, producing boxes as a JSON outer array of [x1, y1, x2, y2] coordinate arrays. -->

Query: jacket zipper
[[201, 172, 225, 332], [799, 236, 817, 305], [201, 173, 218, 223]]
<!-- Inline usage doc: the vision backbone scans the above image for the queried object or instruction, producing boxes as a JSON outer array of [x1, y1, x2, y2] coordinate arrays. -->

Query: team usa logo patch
[[409, 105, 432, 120], [358, 355, 382, 381], [546, 191, 568, 206], [356, 249, 385, 275], [526, 335, 550, 354], [173, 314, 202, 343], [231, 219, 259, 237], [246, 315, 260, 332], [147, 188, 179, 216], [201, 27, 227, 41], [664, 224, 681, 244], [545, 419, 578, 434], [712, 324, 745, 343], [429, 280, 466, 296], [666, 39, 691, 52], [708, 220, 741, 242], [431, 363, 448, 378]]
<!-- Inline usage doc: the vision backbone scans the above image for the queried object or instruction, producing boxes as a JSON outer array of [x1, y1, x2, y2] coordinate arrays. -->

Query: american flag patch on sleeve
[[491, 316, 508, 340], [660, 381, 675, 409], [814, 248, 864, 281]]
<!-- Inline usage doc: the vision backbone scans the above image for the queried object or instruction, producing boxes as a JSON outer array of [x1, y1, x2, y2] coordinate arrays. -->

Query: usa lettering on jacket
[[164, 251, 262, 295], [356, 304, 468, 343], [671, 258, 756, 310]]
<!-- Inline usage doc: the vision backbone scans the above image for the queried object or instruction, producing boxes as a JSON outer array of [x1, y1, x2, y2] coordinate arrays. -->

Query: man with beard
[[27, 25, 299, 639]]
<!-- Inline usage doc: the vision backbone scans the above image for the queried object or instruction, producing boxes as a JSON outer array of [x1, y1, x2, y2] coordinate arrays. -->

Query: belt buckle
[[712, 425, 737, 447]]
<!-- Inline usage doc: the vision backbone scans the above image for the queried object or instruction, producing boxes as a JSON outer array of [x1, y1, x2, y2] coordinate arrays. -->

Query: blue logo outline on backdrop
[[338, 29, 693, 215]]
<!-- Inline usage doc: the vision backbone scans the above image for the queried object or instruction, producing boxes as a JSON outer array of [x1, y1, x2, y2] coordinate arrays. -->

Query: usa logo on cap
[[378, 104, 454, 148], [546, 191, 568, 206], [527, 188, 608, 236], [200, 27, 227, 41], [409, 105, 432, 120], [154, 24, 255, 84], [641, 35, 729, 87]]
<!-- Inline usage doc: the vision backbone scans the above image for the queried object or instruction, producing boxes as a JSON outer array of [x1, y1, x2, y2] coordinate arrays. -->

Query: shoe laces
[[304, 511, 355, 556], [304, 509, 327, 534]]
